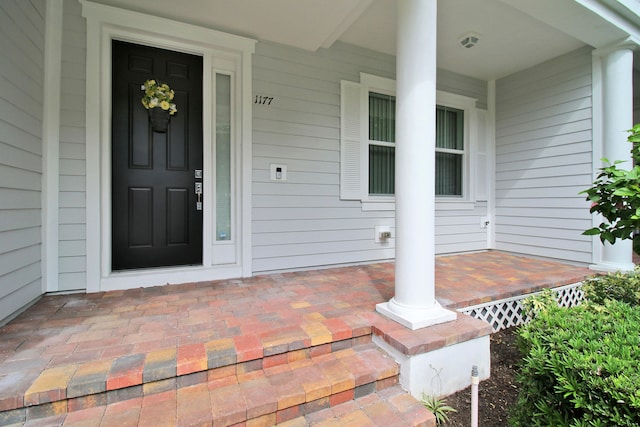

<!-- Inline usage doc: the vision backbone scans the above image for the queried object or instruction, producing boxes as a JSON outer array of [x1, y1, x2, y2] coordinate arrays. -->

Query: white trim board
[[81, 1, 255, 292], [42, 0, 64, 292]]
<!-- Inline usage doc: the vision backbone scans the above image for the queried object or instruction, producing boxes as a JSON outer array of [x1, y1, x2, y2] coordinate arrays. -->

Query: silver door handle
[[195, 182, 203, 211]]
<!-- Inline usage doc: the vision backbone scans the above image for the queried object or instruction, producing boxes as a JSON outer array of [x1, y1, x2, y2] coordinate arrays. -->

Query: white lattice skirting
[[458, 282, 585, 332]]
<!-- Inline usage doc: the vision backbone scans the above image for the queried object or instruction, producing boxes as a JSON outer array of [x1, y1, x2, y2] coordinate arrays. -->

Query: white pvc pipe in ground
[[471, 365, 479, 427]]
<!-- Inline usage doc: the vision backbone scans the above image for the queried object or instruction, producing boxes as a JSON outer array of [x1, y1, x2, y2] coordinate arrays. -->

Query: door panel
[[166, 188, 189, 245], [129, 187, 153, 247], [112, 40, 203, 270]]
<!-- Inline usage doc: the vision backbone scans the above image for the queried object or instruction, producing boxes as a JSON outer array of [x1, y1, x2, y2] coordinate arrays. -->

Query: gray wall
[[252, 41, 489, 272], [0, 0, 46, 324], [495, 46, 594, 263], [252, 42, 397, 272], [0, 1, 493, 309]]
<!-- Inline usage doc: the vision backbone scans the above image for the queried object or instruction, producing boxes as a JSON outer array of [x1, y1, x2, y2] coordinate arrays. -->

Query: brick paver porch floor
[[0, 251, 593, 425]]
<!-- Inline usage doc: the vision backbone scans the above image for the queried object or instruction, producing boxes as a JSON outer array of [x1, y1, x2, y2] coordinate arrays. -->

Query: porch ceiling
[[89, 0, 634, 80]]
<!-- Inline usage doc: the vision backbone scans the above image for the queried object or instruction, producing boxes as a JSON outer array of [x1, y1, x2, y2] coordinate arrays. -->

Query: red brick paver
[[0, 251, 592, 426]]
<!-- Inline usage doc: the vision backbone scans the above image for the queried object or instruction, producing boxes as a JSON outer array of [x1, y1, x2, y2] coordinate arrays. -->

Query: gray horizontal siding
[[58, 0, 86, 291], [495, 46, 594, 264], [252, 42, 395, 273], [0, 0, 45, 324], [252, 41, 488, 273], [435, 203, 488, 254]]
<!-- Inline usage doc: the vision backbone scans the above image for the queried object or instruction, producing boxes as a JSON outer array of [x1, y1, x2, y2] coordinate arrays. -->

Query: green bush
[[581, 124, 640, 255], [511, 299, 640, 427], [582, 268, 640, 307]]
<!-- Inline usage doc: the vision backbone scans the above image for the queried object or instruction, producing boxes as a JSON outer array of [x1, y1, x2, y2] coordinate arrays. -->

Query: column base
[[376, 298, 457, 330], [589, 261, 635, 273]]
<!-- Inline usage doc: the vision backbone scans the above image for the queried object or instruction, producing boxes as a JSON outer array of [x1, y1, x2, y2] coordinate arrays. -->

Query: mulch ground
[[445, 327, 521, 426]]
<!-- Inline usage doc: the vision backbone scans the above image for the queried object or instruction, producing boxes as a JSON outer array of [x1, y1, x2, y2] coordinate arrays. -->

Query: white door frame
[[82, 1, 255, 292]]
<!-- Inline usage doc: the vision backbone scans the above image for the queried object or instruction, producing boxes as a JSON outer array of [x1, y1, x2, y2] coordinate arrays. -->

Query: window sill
[[362, 199, 395, 211], [361, 199, 476, 212]]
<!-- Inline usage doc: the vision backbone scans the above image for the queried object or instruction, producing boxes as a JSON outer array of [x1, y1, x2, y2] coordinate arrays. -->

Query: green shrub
[[511, 299, 640, 427], [581, 124, 640, 255], [582, 268, 640, 307]]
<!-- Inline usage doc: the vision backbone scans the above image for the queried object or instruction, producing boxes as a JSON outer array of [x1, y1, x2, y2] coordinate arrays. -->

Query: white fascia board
[[500, 0, 633, 48]]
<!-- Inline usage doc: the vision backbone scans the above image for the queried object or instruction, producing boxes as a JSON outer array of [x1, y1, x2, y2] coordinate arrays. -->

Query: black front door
[[111, 40, 203, 270]]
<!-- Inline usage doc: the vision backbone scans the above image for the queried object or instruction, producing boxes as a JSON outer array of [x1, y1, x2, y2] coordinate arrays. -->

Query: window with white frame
[[366, 93, 466, 197], [435, 105, 464, 196], [341, 73, 477, 207], [368, 91, 396, 195]]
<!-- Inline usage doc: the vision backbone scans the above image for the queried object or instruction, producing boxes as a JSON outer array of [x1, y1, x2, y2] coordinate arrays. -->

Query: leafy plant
[[521, 288, 558, 317], [581, 124, 640, 254], [511, 300, 640, 426], [421, 393, 457, 425], [582, 268, 640, 306], [421, 364, 458, 425]]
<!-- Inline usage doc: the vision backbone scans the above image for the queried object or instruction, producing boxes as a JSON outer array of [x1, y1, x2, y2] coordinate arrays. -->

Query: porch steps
[[0, 318, 435, 426]]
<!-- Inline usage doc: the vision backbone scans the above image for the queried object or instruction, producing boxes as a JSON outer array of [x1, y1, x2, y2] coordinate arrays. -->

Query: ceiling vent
[[459, 32, 480, 49]]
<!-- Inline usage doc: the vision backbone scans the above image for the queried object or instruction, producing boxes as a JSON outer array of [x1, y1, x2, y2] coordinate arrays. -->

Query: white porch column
[[376, 0, 456, 330], [595, 44, 635, 271]]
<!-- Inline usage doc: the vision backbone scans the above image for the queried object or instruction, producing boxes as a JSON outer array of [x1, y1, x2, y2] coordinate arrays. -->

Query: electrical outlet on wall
[[375, 226, 392, 243]]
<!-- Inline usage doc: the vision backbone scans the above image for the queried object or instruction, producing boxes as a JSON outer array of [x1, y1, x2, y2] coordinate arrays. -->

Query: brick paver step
[[0, 320, 373, 423], [282, 385, 436, 427], [6, 343, 414, 426], [5, 386, 434, 427]]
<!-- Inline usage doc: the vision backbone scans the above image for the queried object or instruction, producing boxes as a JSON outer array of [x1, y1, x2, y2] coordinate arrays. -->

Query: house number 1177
[[254, 95, 274, 105]]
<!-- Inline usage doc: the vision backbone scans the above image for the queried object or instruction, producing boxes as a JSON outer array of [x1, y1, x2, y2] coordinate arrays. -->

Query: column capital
[[592, 37, 639, 57]]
